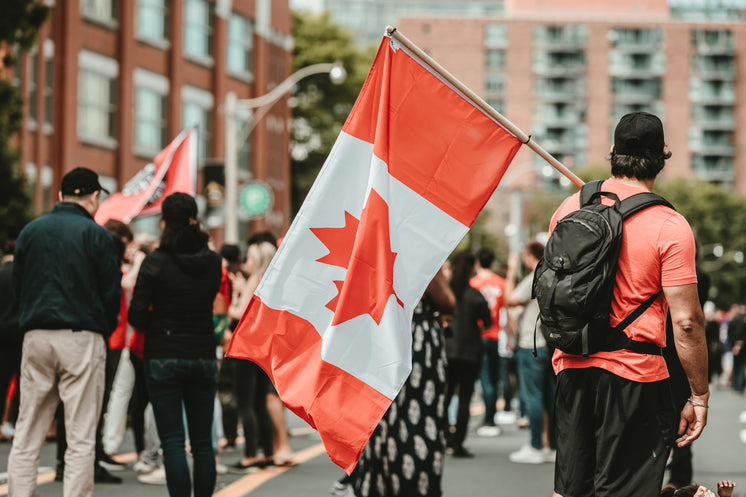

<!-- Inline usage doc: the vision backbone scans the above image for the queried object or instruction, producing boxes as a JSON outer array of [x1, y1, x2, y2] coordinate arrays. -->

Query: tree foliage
[[290, 11, 375, 214], [0, 0, 49, 244]]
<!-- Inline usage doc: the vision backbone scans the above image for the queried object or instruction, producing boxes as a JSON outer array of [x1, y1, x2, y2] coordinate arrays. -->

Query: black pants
[[232, 359, 273, 458], [445, 359, 480, 449]]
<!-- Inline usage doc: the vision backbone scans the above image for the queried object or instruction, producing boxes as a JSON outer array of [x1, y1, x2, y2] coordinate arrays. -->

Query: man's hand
[[676, 396, 709, 447]]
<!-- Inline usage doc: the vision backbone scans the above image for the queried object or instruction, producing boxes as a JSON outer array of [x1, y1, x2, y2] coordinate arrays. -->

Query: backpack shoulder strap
[[619, 192, 675, 219], [579, 180, 604, 206]]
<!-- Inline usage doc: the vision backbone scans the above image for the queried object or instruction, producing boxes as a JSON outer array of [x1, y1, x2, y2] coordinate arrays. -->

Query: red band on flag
[[227, 297, 392, 473], [343, 41, 522, 226]]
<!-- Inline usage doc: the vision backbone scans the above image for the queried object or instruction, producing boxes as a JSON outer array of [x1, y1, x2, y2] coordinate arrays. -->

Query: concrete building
[[7, 0, 293, 242], [397, 0, 746, 194]]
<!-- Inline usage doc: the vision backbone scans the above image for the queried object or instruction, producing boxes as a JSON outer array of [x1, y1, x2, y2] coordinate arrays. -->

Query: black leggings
[[232, 359, 273, 458]]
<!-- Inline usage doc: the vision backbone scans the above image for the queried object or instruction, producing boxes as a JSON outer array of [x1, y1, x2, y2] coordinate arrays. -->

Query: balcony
[[693, 116, 736, 131], [690, 92, 737, 105], [541, 113, 584, 127], [532, 63, 586, 77]]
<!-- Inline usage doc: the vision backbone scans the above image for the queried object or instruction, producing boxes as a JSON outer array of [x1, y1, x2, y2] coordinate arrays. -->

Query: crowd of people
[[1, 111, 745, 497], [0, 169, 297, 496]]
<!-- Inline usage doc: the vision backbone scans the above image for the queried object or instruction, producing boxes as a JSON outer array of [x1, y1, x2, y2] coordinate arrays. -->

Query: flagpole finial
[[386, 26, 397, 36]]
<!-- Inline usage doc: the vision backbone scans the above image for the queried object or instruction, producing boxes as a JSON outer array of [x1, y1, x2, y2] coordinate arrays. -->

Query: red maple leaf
[[311, 189, 403, 326]]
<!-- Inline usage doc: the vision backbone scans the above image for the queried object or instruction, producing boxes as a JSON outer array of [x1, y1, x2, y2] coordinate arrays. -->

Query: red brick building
[[399, 0, 746, 195], [8, 0, 293, 243]]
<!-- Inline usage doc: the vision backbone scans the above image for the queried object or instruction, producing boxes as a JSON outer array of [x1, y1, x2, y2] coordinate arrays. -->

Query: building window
[[28, 50, 38, 124], [136, 0, 167, 41], [183, 0, 213, 60], [485, 49, 505, 70], [227, 13, 254, 76], [44, 41, 54, 128], [485, 74, 505, 94], [134, 88, 167, 154], [81, 0, 118, 24], [78, 51, 118, 147], [133, 69, 168, 155], [182, 86, 213, 163], [484, 23, 507, 48]]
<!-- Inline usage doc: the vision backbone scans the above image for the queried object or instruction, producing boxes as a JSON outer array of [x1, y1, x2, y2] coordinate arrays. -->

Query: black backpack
[[532, 180, 674, 358]]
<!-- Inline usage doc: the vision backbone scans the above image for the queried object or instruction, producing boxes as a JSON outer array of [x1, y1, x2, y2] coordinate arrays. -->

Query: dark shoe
[[95, 464, 123, 484], [451, 446, 474, 458], [98, 453, 126, 472], [227, 458, 270, 473]]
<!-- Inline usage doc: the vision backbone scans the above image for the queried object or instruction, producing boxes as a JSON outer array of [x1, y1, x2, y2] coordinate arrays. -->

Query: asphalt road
[[1, 387, 744, 497]]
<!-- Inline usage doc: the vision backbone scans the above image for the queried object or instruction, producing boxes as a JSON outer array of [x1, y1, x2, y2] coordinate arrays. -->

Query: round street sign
[[239, 181, 274, 219]]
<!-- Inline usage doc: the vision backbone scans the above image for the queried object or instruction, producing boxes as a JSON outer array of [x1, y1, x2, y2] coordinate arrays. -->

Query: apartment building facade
[[8, 0, 293, 241], [398, 3, 746, 195]]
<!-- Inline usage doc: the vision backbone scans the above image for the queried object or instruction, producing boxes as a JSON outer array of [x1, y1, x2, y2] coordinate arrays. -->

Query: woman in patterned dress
[[353, 265, 455, 497]]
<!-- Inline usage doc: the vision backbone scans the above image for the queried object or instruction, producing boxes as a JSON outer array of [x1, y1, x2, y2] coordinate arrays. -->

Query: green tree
[[0, 0, 49, 243], [290, 11, 375, 214]]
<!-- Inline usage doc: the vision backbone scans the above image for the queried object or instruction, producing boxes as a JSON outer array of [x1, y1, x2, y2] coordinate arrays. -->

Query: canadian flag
[[226, 35, 522, 472], [94, 128, 197, 224]]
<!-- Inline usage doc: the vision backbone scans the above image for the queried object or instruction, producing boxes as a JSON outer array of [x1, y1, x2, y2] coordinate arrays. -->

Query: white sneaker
[[495, 411, 517, 425], [330, 481, 353, 496], [542, 447, 557, 463], [739, 410, 746, 424], [1, 422, 15, 438], [138, 466, 167, 485], [476, 425, 502, 437], [132, 459, 156, 474], [509, 445, 545, 464], [216, 462, 228, 475]]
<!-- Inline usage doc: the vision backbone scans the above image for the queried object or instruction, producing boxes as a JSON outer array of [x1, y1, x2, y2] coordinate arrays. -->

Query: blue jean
[[479, 338, 499, 424], [146, 358, 218, 497], [516, 347, 556, 450]]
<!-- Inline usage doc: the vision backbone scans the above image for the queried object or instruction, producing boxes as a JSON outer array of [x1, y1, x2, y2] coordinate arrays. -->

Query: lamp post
[[223, 61, 346, 243]]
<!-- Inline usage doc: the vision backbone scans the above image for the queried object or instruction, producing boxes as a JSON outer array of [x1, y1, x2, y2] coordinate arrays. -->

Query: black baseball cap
[[60, 167, 109, 196], [613, 112, 666, 159]]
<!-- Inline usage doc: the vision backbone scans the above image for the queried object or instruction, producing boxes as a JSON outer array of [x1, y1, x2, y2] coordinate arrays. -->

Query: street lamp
[[223, 61, 347, 243]]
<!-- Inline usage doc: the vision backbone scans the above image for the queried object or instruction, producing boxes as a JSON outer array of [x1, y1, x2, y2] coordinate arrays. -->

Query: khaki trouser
[[8, 329, 106, 497]]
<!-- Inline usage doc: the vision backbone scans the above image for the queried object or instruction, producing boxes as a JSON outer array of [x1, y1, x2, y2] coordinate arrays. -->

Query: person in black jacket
[[128, 192, 222, 497], [8, 167, 121, 497], [444, 250, 492, 458]]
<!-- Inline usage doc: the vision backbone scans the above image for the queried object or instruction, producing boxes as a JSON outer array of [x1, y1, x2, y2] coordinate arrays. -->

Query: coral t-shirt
[[470, 272, 506, 341], [550, 178, 698, 383]]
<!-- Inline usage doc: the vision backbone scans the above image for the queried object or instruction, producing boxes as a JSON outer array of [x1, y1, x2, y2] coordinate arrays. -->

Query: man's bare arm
[[663, 283, 709, 447]]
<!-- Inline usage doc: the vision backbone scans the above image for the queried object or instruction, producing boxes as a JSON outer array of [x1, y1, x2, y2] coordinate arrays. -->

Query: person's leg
[[8, 331, 62, 497], [183, 359, 218, 497], [254, 366, 275, 460], [520, 347, 547, 450], [479, 338, 499, 425], [130, 353, 148, 455], [553, 369, 596, 497], [218, 357, 238, 447], [453, 360, 478, 450], [592, 371, 677, 497], [731, 351, 746, 393], [539, 347, 557, 450], [233, 359, 260, 461], [146, 358, 191, 497], [141, 403, 161, 467], [57, 331, 106, 497], [96, 347, 122, 462], [102, 348, 135, 455]]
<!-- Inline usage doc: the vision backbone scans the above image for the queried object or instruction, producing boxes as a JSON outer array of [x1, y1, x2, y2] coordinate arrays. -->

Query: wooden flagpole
[[385, 26, 584, 188]]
